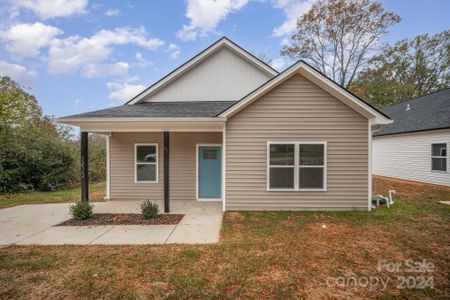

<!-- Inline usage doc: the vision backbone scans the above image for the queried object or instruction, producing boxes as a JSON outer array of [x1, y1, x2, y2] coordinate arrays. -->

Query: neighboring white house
[[373, 88, 450, 186]]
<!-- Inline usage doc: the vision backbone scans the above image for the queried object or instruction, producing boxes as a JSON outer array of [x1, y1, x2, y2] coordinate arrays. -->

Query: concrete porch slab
[[0, 201, 223, 246], [0, 203, 71, 245], [16, 226, 113, 245], [91, 225, 176, 245]]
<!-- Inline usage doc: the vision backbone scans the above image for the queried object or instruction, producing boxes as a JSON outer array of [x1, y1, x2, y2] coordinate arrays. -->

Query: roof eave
[[57, 117, 226, 126]]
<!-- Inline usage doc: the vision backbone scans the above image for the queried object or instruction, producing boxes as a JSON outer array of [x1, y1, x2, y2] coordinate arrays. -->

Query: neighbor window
[[135, 144, 158, 182], [268, 142, 326, 190], [431, 143, 447, 172]]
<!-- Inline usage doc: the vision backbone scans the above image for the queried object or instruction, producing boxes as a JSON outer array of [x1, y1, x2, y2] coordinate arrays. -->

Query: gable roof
[[219, 60, 392, 125], [58, 101, 236, 120], [374, 88, 450, 136], [126, 37, 278, 105]]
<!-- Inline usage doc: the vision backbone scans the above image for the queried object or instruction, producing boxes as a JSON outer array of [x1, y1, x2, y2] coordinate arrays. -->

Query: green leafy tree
[[0, 76, 105, 193], [0, 76, 42, 125], [281, 0, 400, 88], [352, 30, 450, 108]]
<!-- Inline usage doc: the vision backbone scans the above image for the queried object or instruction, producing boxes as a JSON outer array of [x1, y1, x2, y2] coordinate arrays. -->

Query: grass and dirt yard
[[0, 176, 449, 299], [0, 182, 106, 209]]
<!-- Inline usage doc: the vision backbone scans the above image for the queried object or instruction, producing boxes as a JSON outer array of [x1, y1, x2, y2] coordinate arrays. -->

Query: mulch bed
[[56, 213, 184, 226]]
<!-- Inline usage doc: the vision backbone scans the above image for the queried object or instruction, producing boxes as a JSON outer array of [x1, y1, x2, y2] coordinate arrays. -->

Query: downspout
[[369, 123, 382, 211], [222, 123, 226, 212]]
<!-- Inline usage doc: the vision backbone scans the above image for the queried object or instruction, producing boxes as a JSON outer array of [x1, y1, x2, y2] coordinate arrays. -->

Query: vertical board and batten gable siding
[[109, 132, 222, 200], [225, 74, 369, 211], [373, 130, 450, 186], [170, 132, 222, 201], [142, 48, 272, 102]]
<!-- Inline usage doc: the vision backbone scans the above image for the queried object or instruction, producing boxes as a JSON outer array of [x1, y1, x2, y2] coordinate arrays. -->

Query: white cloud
[[80, 62, 129, 78], [47, 26, 164, 75], [270, 57, 286, 71], [272, 0, 316, 37], [168, 43, 180, 60], [280, 37, 290, 47], [0, 22, 62, 57], [0, 60, 36, 84], [105, 8, 120, 16], [106, 81, 146, 102], [13, 0, 88, 19], [74, 98, 83, 107], [177, 0, 249, 41], [134, 52, 153, 67]]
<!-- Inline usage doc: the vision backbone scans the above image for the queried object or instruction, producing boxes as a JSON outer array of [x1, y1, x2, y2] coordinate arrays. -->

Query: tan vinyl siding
[[170, 132, 222, 201], [225, 73, 369, 210], [110, 132, 164, 200], [109, 132, 221, 201]]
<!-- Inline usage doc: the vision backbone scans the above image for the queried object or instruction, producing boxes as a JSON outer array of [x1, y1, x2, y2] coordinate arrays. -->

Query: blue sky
[[0, 0, 449, 118]]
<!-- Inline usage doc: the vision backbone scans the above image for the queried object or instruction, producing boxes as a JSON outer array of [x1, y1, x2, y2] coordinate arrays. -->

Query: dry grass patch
[[0, 177, 449, 299]]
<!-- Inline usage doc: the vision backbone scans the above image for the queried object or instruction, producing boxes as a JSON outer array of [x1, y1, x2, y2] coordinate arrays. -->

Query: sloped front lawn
[[0, 177, 449, 299], [0, 182, 106, 209]]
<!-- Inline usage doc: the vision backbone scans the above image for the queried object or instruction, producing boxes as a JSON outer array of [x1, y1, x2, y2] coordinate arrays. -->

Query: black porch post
[[81, 132, 89, 202], [164, 131, 170, 213]]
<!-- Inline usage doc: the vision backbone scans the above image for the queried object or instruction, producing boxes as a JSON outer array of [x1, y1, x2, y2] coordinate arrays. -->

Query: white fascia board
[[57, 117, 226, 132], [127, 38, 278, 105], [57, 117, 226, 123], [219, 61, 392, 126]]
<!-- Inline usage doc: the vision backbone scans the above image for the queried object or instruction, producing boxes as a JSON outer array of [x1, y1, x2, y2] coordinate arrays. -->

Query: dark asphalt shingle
[[60, 101, 237, 119], [374, 88, 450, 136]]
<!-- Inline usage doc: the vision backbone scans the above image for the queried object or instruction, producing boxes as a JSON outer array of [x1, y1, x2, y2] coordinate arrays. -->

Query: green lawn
[[0, 177, 449, 299], [0, 182, 106, 209]]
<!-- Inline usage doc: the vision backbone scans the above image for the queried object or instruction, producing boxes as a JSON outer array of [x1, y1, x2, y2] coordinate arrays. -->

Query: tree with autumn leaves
[[281, 0, 449, 108]]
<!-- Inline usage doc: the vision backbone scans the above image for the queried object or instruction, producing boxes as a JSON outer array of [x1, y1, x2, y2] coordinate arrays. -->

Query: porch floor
[[95, 199, 223, 214]]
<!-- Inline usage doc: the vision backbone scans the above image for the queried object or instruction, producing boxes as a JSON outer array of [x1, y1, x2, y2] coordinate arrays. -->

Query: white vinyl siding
[[373, 129, 450, 186], [143, 47, 272, 102]]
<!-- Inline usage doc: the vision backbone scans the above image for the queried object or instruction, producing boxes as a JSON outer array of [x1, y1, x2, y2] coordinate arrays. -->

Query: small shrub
[[140, 200, 159, 219], [69, 201, 94, 220]]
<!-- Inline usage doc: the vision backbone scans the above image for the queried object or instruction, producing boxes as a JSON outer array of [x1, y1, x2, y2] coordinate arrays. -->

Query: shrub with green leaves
[[140, 200, 159, 219], [69, 201, 94, 220]]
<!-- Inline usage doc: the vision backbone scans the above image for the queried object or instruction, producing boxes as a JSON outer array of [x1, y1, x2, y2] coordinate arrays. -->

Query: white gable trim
[[219, 61, 392, 125], [127, 37, 278, 105]]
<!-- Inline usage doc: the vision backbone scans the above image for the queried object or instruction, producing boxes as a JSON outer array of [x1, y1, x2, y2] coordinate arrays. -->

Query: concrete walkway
[[0, 201, 223, 246]]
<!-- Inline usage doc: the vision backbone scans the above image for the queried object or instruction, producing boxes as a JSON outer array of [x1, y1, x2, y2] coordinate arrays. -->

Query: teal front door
[[198, 146, 222, 199]]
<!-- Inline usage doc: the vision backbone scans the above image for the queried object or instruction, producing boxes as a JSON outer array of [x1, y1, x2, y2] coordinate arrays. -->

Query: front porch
[[80, 129, 225, 213]]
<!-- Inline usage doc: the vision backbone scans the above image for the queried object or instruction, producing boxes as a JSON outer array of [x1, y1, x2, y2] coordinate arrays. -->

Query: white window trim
[[266, 141, 327, 192], [134, 143, 158, 183], [431, 143, 448, 173]]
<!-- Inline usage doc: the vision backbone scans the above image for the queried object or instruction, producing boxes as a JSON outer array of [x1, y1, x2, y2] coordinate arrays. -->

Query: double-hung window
[[268, 142, 326, 191], [135, 144, 158, 182], [431, 143, 447, 172]]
